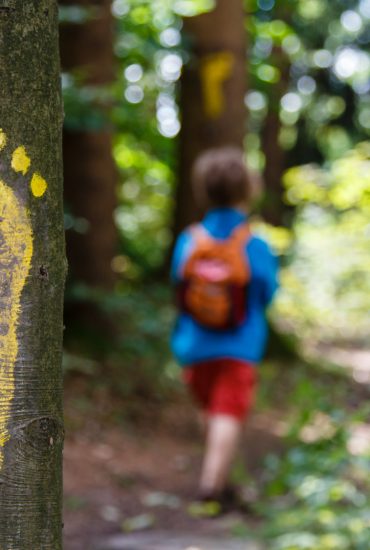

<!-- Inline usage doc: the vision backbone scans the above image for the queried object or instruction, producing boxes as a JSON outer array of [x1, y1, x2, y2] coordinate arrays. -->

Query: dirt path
[[63, 399, 283, 550], [63, 343, 370, 549], [96, 531, 262, 549]]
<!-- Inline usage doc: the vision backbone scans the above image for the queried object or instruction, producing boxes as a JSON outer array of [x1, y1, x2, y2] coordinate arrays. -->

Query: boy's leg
[[199, 360, 256, 498], [199, 413, 242, 496], [183, 359, 256, 499]]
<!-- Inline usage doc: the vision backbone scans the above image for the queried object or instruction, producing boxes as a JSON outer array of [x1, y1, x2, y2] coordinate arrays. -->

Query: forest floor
[[63, 345, 370, 550], [63, 390, 284, 550]]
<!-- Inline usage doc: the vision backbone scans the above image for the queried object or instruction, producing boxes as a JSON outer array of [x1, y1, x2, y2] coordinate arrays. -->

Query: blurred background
[[60, 1, 370, 549]]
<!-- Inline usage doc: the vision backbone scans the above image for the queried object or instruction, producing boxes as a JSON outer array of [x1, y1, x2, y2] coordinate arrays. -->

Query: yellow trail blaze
[[11, 146, 31, 175], [30, 173, 48, 198], [200, 51, 235, 119], [0, 180, 33, 468], [0, 129, 7, 151]]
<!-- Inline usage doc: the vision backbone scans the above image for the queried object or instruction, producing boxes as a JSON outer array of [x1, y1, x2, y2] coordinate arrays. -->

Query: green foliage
[[62, 0, 201, 270], [270, 142, 370, 341], [62, 74, 112, 131], [59, 6, 93, 24], [170, 0, 215, 17], [283, 142, 370, 209], [111, 1, 184, 269], [113, 0, 214, 19], [64, 283, 178, 400], [259, 397, 370, 550], [61, 0, 370, 282], [246, 0, 370, 171], [114, 134, 174, 273], [248, 360, 370, 550]]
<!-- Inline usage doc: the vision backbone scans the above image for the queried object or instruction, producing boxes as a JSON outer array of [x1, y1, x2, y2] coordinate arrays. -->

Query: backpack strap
[[189, 222, 251, 245], [188, 223, 212, 243], [229, 222, 251, 246]]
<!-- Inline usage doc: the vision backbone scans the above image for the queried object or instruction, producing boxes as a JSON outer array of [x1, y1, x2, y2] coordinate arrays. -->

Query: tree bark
[[62, 130, 117, 288], [261, 47, 289, 226], [59, 0, 117, 289], [0, 1, 65, 548], [261, 106, 287, 225], [174, 0, 247, 235]]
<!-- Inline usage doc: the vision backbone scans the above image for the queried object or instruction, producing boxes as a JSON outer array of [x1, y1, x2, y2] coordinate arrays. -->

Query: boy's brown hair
[[192, 147, 251, 208]]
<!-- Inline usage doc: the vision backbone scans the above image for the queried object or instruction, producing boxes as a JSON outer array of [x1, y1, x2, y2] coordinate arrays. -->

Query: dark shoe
[[221, 485, 253, 514]]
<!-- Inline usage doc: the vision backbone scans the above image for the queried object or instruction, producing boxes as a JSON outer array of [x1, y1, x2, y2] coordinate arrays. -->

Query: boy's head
[[192, 147, 251, 209]]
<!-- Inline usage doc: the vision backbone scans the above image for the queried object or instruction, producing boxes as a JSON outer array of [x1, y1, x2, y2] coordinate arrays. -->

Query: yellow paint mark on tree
[[200, 52, 234, 119], [0, 132, 48, 470], [0, 129, 7, 151], [0, 181, 33, 466], [11, 146, 31, 175], [31, 173, 47, 198], [0, 131, 39, 469]]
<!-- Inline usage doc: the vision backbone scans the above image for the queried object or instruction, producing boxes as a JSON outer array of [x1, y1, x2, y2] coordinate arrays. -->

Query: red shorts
[[183, 358, 257, 421]]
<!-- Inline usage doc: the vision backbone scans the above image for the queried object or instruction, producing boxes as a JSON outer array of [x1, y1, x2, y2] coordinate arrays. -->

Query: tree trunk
[[0, 1, 65, 548], [261, 107, 287, 225], [261, 47, 289, 226], [59, 0, 117, 289], [174, 0, 247, 235], [62, 130, 117, 288]]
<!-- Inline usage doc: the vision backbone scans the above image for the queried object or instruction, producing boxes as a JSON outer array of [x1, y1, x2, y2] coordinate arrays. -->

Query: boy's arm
[[170, 230, 193, 283], [247, 237, 279, 307], [262, 248, 279, 306]]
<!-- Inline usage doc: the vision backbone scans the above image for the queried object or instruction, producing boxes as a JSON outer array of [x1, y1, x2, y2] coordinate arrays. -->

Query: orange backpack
[[179, 223, 251, 329]]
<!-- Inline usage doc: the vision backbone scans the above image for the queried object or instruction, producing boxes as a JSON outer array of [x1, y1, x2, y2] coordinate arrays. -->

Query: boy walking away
[[171, 147, 278, 512]]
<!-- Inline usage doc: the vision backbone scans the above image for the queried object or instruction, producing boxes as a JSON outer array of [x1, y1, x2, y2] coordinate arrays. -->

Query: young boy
[[171, 147, 278, 509]]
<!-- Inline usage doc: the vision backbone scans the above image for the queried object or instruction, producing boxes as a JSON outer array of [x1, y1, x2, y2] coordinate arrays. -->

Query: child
[[171, 147, 278, 510]]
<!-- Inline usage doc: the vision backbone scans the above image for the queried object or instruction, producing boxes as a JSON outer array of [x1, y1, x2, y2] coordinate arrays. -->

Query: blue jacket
[[171, 208, 279, 366]]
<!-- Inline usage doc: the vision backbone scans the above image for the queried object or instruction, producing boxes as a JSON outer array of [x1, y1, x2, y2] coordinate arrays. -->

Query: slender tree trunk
[[174, 0, 247, 235], [62, 131, 117, 288], [261, 107, 287, 225], [0, 1, 65, 548], [261, 47, 289, 225], [59, 0, 117, 289]]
